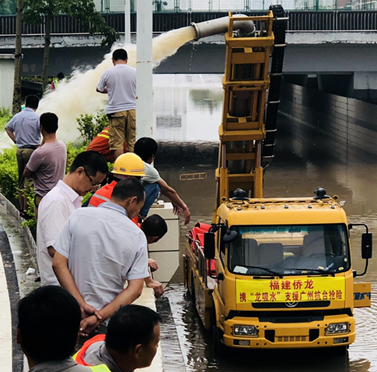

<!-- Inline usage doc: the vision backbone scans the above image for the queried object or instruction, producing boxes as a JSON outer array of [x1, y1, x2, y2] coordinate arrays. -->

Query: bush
[[0, 147, 18, 204], [76, 111, 108, 144], [0, 107, 13, 131], [66, 143, 87, 173]]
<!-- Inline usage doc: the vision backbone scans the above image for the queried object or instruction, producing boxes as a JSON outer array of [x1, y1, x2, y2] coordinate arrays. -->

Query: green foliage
[[76, 111, 108, 144], [22, 185, 37, 229], [22, 75, 44, 83], [0, 107, 13, 131], [0, 147, 18, 203], [0, 0, 17, 14], [23, 0, 119, 47], [66, 142, 87, 172]]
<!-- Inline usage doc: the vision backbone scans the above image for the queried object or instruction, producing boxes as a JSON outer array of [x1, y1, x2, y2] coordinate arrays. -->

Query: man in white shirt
[[52, 178, 149, 342], [97, 48, 136, 159], [37, 151, 108, 287]]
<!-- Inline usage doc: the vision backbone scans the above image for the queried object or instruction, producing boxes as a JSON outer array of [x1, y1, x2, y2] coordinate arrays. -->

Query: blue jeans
[[141, 182, 160, 217]]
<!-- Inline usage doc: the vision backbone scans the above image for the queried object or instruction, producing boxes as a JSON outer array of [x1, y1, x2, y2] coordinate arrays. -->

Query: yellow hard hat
[[112, 153, 145, 177]]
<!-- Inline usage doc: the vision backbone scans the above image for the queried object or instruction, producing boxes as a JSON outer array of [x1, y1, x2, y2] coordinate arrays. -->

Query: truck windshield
[[228, 224, 350, 276]]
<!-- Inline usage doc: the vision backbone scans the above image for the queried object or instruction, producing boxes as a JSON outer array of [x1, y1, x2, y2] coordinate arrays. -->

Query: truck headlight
[[233, 325, 259, 336], [326, 323, 349, 335]]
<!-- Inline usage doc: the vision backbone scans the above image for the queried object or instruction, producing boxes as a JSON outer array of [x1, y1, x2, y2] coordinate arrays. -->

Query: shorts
[[108, 109, 136, 152], [16, 148, 35, 189]]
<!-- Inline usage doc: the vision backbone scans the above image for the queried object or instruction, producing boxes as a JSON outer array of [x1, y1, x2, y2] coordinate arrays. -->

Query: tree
[[12, 0, 23, 114], [22, 0, 119, 90]]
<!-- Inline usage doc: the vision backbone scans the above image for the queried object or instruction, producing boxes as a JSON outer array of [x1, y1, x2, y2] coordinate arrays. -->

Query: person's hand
[[80, 303, 102, 321], [172, 205, 191, 225], [148, 258, 158, 272], [145, 278, 164, 298], [79, 315, 102, 337], [182, 208, 191, 225], [172, 205, 182, 215]]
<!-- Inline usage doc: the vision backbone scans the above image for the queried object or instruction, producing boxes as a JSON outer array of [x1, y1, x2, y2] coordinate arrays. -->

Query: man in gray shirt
[[5, 94, 40, 218], [53, 178, 149, 341], [97, 48, 136, 159]]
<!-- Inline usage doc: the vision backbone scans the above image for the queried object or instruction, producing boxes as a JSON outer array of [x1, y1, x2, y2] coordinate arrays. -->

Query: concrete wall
[[279, 82, 377, 162], [0, 55, 14, 110]]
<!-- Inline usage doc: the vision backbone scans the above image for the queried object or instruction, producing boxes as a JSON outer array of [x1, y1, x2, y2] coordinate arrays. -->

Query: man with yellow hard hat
[[89, 152, 146, 208], [88, 152, 163, 298]]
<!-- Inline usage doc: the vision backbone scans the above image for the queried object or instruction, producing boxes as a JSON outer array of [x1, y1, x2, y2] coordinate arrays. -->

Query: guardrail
[[1, 11, 377, 35]]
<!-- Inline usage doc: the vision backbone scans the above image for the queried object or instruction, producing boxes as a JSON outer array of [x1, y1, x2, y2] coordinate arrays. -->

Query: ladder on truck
[[214, 6, 287, 212]]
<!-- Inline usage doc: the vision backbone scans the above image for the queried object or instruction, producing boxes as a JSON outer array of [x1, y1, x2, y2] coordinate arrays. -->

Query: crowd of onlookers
[[5, 48, 192, 372]]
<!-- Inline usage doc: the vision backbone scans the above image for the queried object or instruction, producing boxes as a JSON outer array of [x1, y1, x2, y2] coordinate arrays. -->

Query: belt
[[19, 146, 37, 149]]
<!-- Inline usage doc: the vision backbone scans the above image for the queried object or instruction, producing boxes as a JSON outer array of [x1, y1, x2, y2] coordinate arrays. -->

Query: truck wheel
[[331, 346, 348, 355], [212, 326, 226, 355], [190, 274, 196, 302]]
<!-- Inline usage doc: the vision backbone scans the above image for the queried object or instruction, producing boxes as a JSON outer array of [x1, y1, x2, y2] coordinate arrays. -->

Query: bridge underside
[[1, 33, 377, 103]]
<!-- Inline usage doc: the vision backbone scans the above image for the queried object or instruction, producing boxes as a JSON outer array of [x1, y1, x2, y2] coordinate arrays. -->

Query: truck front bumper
[[222, 315, 355, 349]]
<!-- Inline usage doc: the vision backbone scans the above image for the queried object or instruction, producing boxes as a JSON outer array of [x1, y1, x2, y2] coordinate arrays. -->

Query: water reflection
[[154, 81, 377, 372], [153, 74, 222, 142]]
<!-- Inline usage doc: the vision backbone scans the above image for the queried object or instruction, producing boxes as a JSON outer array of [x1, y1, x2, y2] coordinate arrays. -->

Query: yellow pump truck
[[184, 6, 372, 352]]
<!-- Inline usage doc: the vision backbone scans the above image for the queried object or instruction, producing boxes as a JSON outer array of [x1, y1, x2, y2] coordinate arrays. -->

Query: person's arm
[[47, 246, 55, 258], [157, 178, 191, 224], [23, 166, 34, 179], [148, 258, 158, 272], [96, 73, 108, 94], [96, 87, 108, 94], [24, 150, 41, 179], [52, 251, 101, 320], [5, 128, 16, 143], [79, 278, 145, 335]]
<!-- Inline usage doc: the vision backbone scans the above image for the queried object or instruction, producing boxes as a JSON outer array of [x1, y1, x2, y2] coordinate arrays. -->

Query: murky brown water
[[156, 112, 377, 372]]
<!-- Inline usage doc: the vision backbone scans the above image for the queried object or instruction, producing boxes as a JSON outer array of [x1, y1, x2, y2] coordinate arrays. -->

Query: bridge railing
[[1, 11, 377, 35]]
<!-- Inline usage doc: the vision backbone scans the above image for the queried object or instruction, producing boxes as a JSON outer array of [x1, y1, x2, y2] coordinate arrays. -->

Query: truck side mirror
[[204, 232, 215, 259], [223, 230, 238, 243], [362, 233, 372, 259]]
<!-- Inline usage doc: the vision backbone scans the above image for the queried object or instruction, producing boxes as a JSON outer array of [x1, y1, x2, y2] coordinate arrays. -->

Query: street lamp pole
[[136, 0, 154, 138], [124, 0, 131, 44]]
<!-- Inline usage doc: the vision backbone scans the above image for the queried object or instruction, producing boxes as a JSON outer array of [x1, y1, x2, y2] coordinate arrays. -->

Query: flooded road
[[153, 83, 377, 372]]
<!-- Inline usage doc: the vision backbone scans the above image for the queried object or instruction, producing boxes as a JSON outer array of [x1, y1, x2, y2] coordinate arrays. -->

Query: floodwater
[[152, 81, 377, 372]]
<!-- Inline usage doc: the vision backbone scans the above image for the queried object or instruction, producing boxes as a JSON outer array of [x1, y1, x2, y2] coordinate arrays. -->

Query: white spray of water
[[35, 26, 196, 144]]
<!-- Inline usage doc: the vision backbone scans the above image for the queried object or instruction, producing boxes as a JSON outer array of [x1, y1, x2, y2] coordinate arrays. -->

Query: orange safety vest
[[73, 334, 109, 370], [89, 181, 117, 207], [89, 180, 140, 226]]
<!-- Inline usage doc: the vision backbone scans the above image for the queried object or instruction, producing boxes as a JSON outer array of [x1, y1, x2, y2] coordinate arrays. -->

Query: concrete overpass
[[1, 11, 377, 101]]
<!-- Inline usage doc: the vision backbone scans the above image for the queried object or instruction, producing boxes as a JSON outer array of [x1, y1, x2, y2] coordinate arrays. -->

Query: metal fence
[[1, 10, 377, 35], [91, 0, 376, 12]]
